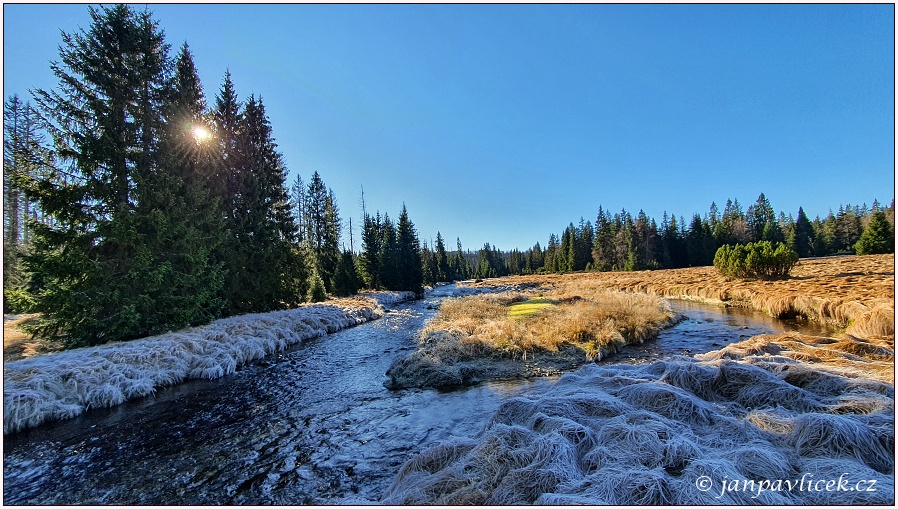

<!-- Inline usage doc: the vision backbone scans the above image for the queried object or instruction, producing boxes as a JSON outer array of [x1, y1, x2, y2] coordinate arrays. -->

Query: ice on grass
[[383, 338, 894, 505], [4, 292, 414, 434]]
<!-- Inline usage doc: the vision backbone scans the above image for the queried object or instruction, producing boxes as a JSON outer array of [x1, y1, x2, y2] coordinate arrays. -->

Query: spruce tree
[[396, 204, 423, 295], [21, 5, 178, 344], [577, 218, 594, 270], [377, 214, 399, 290], [685, 213, 716, 266], [545, 233, 559, 272], [333, 249, 361, 297], [234, 95, 304, 311], [476, 243, 494, 278], [592, 206, 615, 271], [305, 171, 328, 253], [747, 193, 781, 243], [560, 226, 574, 272], [529, 242, 544, 273], [303, 172, 341, 290], [660, 213, 688, 268], [139, 41, 226, 329], [211, 71, 245, 312], [421, 243, 437, 287], [834, 205, 863, 252], [434, 231, 449, 282], [855, 210, 894, 255], [633, 210, 657, 269], [320, 189, 342, 290], [451, 237, 467, 280], [309, 269, 327, 302], [615, 212, 636, 270], [790, 207, 816, 258], [290, 173, 306, 244], [359, 212, 382, 288]]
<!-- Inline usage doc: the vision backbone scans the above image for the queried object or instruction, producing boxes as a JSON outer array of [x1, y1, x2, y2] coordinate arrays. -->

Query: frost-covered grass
[[383, 332, 894, 504], [4, 291, 415, 434]]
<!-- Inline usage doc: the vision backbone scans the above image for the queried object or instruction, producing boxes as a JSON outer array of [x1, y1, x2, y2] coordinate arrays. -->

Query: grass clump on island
[[425, 290, 677, 362], [384, 285, 679, 390]]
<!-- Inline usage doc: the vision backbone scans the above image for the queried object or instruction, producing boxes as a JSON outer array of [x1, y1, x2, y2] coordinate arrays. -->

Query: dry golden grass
[[467, 254, 895, 341], [3, 314, 63, 363], [424, 285, 677, 361]]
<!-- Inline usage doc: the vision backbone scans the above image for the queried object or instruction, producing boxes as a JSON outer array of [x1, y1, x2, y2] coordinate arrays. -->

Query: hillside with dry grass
[[3, 314, 63, 363], [467, 254, 894, 340]]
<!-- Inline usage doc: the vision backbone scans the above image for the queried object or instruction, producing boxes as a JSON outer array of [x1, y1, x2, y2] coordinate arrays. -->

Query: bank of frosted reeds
[[383, 332, 894, 504], [3, 291, 414, 434]]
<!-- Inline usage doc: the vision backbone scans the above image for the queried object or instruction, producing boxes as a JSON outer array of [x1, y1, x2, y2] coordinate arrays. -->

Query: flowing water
[[3, 286, 830, 504]]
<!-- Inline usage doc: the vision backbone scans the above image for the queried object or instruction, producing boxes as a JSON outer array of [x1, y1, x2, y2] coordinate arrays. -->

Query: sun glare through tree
[[192, 125, 212, 143]]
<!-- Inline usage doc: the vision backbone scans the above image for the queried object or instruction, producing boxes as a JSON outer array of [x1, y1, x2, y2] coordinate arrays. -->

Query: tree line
[[502, 193, 894, 276]]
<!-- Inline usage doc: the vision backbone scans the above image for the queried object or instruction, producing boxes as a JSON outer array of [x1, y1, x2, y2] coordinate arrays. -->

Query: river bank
[[3, 291, 415, 434], [385, 254, 893, 390]]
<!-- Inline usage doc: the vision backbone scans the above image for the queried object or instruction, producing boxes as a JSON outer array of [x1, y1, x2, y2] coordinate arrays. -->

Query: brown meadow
[[467, 253, 894, 341]]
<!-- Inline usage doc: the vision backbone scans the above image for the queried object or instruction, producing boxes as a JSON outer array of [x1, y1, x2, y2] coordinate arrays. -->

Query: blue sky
[[3, 3, 894, 251]]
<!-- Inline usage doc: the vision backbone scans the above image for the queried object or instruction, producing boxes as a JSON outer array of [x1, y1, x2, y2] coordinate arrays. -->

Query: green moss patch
[[507, 298, 556, 319]]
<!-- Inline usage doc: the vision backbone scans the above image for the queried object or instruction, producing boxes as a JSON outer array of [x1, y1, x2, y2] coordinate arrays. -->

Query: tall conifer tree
[[377, 214, 399, 290], [359, 212, 383, 288], [790, 207, 816, 258], [434, 231, 449, 282], [211, 71, 245, 312], [141, 42, 226, 328], [21, 5, 176, 344], [233, 95, 304, 310], [396, 204, 423, 295]]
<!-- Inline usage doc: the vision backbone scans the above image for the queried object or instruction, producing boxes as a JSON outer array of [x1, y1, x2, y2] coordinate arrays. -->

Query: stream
[[3, 285, 830, 504]]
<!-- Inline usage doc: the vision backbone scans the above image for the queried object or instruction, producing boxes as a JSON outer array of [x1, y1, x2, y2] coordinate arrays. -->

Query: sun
[[192, 125, 212, 143]]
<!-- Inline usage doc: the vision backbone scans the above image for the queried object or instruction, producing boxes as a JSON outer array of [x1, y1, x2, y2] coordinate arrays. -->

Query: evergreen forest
[[3, 5, 895, 348]]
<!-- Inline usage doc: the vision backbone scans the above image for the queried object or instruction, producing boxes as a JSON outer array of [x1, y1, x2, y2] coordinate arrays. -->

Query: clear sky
[[3, 3, 894, 251]]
